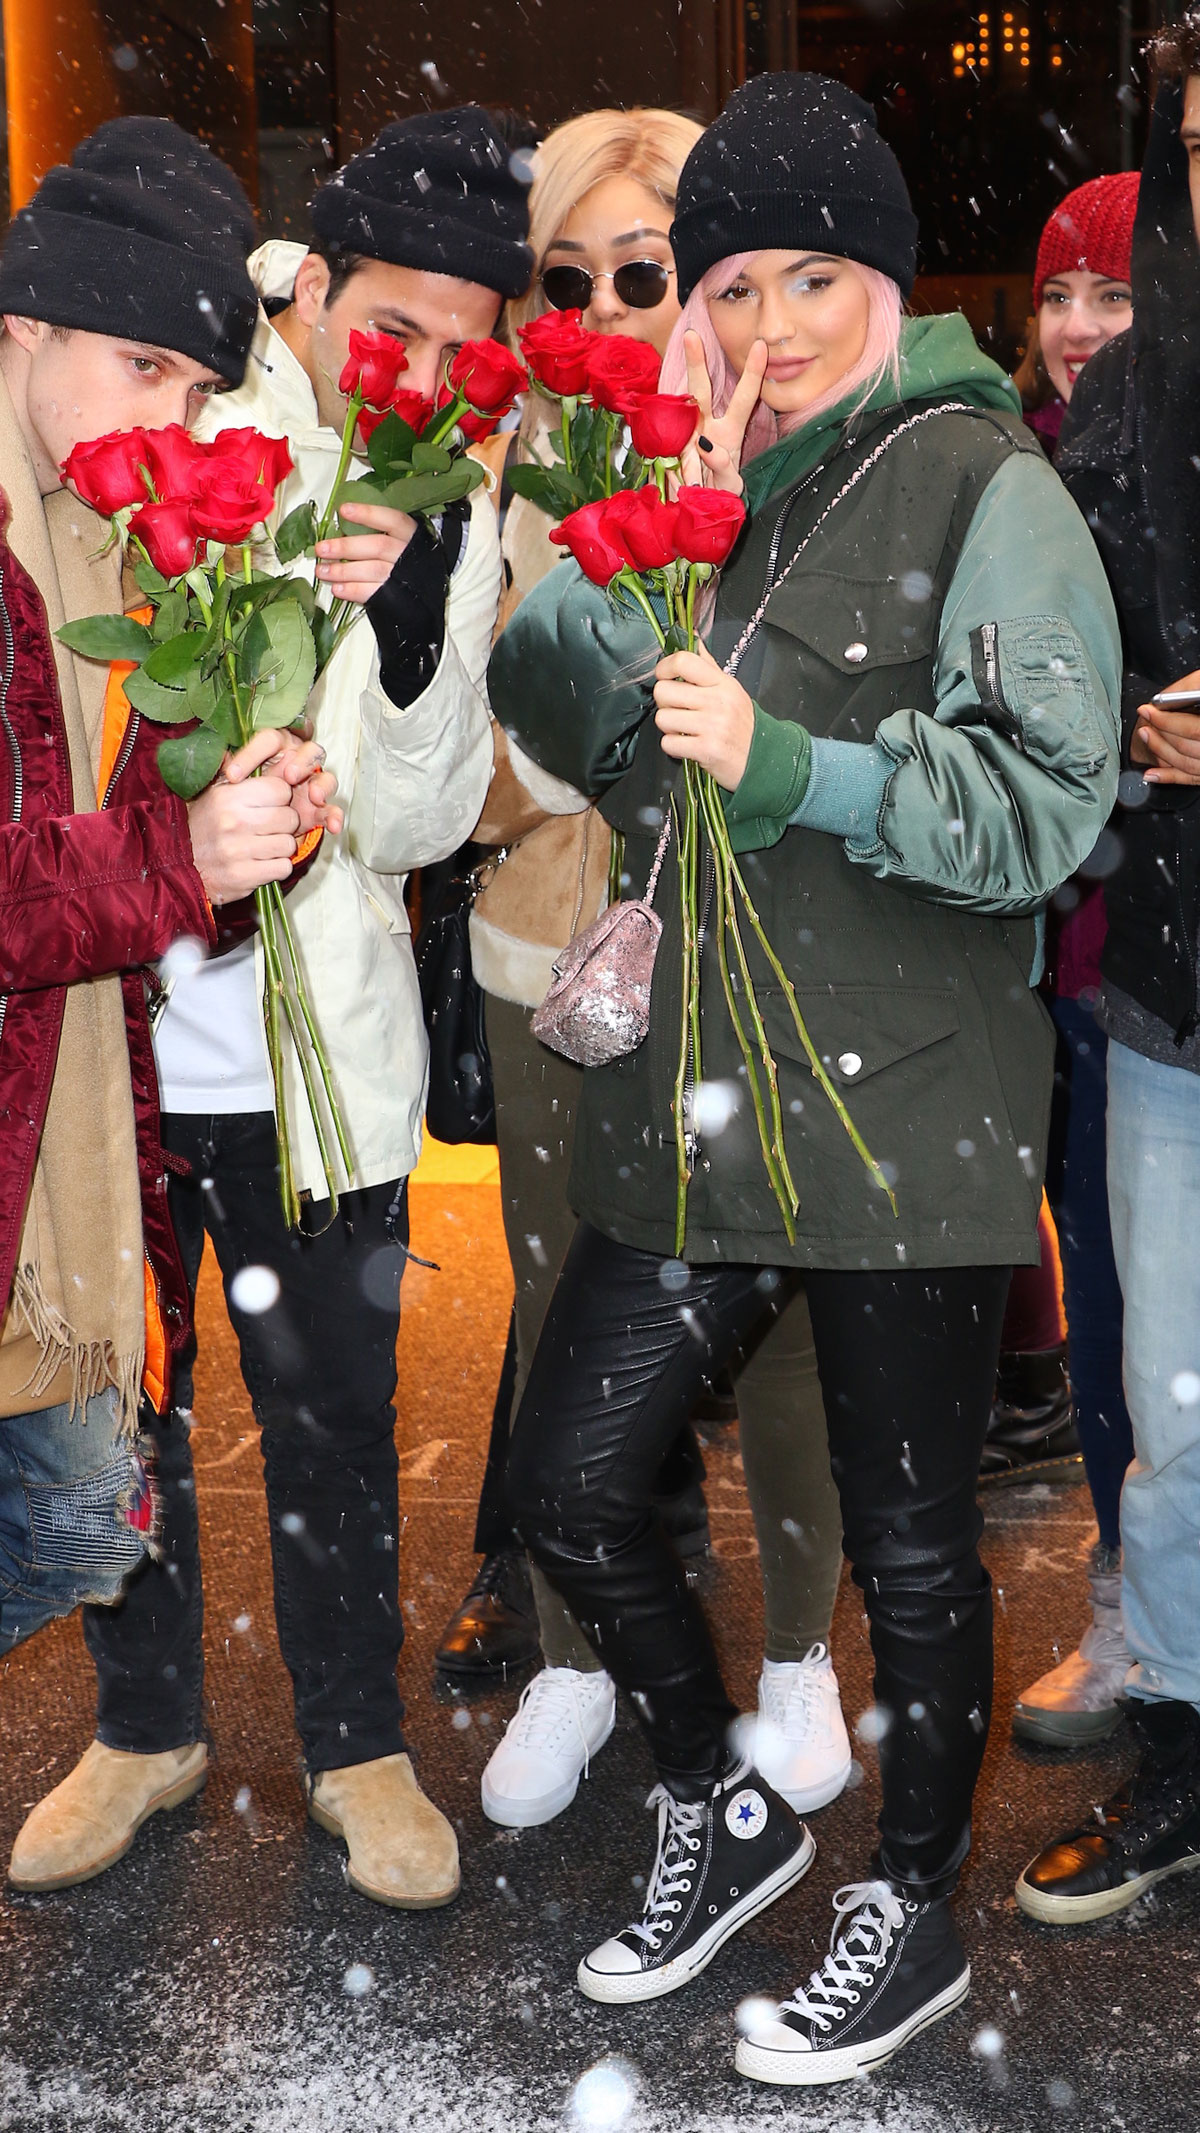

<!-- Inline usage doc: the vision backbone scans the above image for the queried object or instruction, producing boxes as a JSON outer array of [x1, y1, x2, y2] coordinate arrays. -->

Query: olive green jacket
[[488, 317, 1121, 1269]]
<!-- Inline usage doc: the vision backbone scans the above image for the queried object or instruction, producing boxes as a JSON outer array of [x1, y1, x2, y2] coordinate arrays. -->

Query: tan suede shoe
[[8, 1740, 208, 1892], [308, 1752, 460, 1909]]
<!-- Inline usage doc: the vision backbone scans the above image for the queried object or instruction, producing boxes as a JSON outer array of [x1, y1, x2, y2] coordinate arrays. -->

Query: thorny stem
[[727, 848, 897, 1215], [269, 878, 353, 1182], [257, 886, 300, 1227], [315, 390, 364, 544]]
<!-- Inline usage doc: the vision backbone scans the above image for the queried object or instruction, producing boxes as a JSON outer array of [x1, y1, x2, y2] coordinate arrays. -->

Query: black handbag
[[414, 851, 501, 1145]]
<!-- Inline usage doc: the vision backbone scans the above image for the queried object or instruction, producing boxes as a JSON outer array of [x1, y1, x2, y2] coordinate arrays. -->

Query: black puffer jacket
[[1058, 77, 1200, 1039]]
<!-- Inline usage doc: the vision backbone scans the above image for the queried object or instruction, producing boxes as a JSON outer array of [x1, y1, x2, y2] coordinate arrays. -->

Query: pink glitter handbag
[[531, 814, 673, 1067]]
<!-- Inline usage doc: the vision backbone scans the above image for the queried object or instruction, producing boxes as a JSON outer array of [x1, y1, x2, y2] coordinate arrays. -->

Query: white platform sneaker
[[481, 1666, 617, 1828], [1012, 1543, 1130, 1748], [749, 1645, 853, 1813]]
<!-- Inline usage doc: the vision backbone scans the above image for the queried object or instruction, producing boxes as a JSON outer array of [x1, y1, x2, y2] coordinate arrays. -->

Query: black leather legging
[[507, 1222, 1011, 1899]]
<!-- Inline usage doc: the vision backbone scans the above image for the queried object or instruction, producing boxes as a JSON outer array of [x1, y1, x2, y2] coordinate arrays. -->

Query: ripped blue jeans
[[0, 1387, 150, 1652]]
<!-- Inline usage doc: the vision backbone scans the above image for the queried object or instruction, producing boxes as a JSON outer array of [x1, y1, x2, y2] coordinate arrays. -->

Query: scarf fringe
[[10, 1264, 143, 1436]]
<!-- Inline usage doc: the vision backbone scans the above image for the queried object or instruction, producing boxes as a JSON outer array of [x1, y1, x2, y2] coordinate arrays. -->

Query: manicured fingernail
[[698, 436, 714, 453]]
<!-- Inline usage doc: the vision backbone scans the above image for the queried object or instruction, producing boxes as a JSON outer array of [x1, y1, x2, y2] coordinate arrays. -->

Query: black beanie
[[671, 72, 919, 303], [0, 118, 258, 385], [311, 108, 533, 301]]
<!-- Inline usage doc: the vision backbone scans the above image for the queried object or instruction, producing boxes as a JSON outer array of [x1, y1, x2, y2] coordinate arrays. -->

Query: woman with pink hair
[[489, 72, 1121, 2087]]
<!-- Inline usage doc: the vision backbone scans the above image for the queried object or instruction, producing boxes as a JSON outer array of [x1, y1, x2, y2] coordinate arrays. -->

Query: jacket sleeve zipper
[[970, 620, 1026, 751]]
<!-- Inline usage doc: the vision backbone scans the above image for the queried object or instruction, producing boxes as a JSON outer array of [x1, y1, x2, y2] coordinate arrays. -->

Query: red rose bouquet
[[550, 481, 891, 1250], [509, 314, 696, 517], [57, 423, 352, 1226]]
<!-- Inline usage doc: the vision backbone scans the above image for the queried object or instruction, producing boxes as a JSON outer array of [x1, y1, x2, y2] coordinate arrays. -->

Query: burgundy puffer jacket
[[0, 527, 215, 1405]]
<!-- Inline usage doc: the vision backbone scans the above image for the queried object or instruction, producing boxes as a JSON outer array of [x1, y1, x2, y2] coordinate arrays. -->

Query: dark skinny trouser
[[84, 1112, 408, 1774], [507, 1222, 1011, 1899]]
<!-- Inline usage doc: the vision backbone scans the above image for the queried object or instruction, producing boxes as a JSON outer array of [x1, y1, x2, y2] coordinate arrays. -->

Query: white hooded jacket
[[152, 240, 497, 1196]]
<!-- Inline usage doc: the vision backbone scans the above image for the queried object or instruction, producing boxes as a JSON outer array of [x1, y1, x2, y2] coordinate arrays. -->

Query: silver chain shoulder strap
[[723, 401, 975, 678]]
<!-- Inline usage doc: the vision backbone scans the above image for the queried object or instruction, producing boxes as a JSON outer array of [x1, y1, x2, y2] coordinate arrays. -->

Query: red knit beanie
[[1033, 172, 1139, 309]]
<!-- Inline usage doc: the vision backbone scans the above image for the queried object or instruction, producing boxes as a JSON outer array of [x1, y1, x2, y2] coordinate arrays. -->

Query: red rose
[[606, 485, 680, 572], [140, 424, 209, 503], [389, 389, 436, 435], [672, 486, 747, 567], [517, 310, 597, 396], [627, 393, 699, 462], [551, 498, 633, 585], [128, 501, 203, 578], [62, 429, 152, 514], [190, 463, 273, 545], [585, 335, 662, 415], [448, 339, 527, 418], [207, 427, 294, 496], [339, 329, 409, 407]]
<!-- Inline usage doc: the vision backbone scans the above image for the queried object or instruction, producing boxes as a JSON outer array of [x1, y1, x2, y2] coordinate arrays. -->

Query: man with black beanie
[[11, 107, 528, 1913], [0, 119, 338, 1661]]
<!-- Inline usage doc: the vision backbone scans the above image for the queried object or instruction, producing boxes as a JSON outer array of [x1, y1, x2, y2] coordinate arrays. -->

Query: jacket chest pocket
[[759, 982, 961, 1090], [755, 568, 939, 742]]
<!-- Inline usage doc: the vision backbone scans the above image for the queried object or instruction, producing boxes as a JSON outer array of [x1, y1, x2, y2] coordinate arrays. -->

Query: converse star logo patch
[[725, 1788, 768, 1839]]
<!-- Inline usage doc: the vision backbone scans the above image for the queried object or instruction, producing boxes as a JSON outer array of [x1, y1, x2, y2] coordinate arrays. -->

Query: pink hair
[[660, 252, 904, 463]]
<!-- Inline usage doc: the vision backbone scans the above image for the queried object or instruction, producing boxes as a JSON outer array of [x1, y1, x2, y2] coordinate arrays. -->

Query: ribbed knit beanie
[[311, 108, 533, 300], [0, 118, 258, 385], [1033, 173, 1140, 309], [671, 72, 919, 304]]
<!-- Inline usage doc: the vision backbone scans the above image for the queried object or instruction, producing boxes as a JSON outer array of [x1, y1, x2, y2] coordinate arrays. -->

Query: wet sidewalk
[[1, 1182, 1193, 2132]]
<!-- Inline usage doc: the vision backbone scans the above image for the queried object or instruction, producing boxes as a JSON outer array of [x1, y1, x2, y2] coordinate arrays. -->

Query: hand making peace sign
[[675, 330, 770, 493]]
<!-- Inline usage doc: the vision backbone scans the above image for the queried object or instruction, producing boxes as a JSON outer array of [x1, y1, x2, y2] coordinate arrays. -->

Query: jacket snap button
[[837, 1051, 863, 1077], [844, 642, 868, 663]]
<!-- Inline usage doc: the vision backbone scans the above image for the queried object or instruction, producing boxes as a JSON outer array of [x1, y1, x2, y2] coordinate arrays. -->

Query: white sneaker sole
[[1011, 1701, 1125, 1749], [1015, 1849, 1200, 1924], [768, 1753, 853, 1815], [480, 1702, 616, 1829], [734, 1964, 970, 2086], [577, 1827, 816, 2005]]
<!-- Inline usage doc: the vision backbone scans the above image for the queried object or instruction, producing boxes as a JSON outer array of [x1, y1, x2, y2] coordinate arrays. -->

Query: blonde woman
[[439, 106, 852, 1837]]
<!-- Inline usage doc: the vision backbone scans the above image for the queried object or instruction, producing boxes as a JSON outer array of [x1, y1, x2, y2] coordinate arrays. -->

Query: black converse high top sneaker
[[735, 1880, 970, 2086], [577, 1760, 814, 2005]]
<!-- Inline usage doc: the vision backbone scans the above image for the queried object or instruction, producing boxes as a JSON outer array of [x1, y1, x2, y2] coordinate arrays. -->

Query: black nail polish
[[698, 435, 714, 453]]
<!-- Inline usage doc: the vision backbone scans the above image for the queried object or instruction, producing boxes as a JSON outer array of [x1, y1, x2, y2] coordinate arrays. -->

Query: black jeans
[[507, 1222, 1011, 1898], [84, 1112, 408, 1774]]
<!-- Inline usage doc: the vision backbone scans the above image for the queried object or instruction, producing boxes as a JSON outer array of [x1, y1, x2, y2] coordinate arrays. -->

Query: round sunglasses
[[539, 259, 676, 312]]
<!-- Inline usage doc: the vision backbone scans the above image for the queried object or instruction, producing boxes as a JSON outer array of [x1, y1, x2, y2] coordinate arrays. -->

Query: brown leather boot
[[8, 1739, 208, 1891], [307, 1752, 460, 1908]]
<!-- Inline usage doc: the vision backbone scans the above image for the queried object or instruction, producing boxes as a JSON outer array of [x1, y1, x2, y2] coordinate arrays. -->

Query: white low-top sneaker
[[750, 1646, 853, 1814], [481, 1666, 616, 1828]]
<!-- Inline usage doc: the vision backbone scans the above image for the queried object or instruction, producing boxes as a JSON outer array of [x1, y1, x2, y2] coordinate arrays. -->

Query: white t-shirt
[[153, 939, 275, 1114]]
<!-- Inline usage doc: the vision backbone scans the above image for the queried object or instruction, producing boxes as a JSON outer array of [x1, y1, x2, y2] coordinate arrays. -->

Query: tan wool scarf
[[0, 376, 146, 1428]]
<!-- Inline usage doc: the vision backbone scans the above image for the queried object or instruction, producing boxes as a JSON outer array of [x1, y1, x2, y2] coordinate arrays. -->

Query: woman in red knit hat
[[1016, 172, 1139, 453], [1010, 170, 1141, 1754]]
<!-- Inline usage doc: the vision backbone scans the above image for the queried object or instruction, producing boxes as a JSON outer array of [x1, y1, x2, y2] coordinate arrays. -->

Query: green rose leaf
[[410, 440, 454, 476], [156, 722, 227, 799], [312, 603, 339, 676], [150, 589, 189, 643], [336, 460, 483, 522], [274, 499, 319, 565], [248, 599, 316, 730], [186, 660, 225, 727], [133, 559, 169, 599], [56, 614, 154, 663], [144, 632, 201, 688], [123, 664, 196, 723], [366, 411, 421, 475], [505, 464, 588, 515]]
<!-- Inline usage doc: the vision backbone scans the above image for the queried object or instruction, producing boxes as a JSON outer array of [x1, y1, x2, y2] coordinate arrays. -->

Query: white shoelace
[[772, 1644, 835, 1736], [627, 1786, 706, 1952], [505, 1670, 602, 1777], [779, 1880, 908, 2032]]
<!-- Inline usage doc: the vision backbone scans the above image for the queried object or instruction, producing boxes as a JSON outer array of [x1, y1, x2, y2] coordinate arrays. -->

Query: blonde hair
[[512, 106, 703, 340], [660, 252, 904, 464]]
